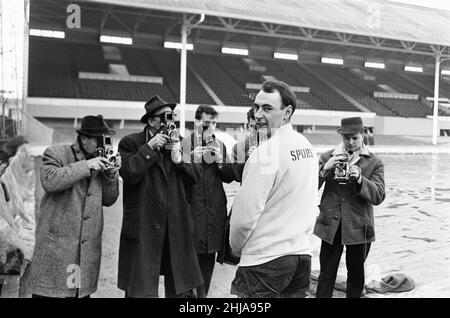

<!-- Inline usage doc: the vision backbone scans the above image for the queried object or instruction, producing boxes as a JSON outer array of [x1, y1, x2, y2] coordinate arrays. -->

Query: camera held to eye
[[97, 135, 117, 166], [201, 124, 217, 155], [159, 112, 180, 143]]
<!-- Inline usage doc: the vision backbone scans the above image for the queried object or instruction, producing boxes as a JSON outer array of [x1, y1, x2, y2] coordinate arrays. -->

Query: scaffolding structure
[[0, 0, 28, 142]]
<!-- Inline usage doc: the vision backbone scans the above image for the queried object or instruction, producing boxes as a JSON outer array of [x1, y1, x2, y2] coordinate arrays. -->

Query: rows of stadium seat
[[189, 54, 253, 106], [29, 39, 215, 104], [365, 69, 431, 96], [249, 59, 328, 110], [274, 62, 361, 112], [215, 55, 264, 85], [307, 65, 398, 116], [404, 73, 450, 98], [119, 47, 161, 76], [67, 42, 108, 73], [147, 50, 215, 105], [375, 98, 433, 118], [28, 38, 449, 118], [78, 80, 174, 101], [211, 56, 333, 110], [28, 39, 79, 98], [310, 65, 448, 117]]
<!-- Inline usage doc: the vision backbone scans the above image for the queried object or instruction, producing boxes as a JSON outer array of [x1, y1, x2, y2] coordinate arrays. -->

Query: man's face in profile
[[80, 134, 98, 154], [253, 89, 286, 137]]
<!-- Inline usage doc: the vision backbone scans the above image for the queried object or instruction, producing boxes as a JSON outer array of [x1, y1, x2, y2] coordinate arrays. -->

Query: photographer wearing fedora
[[29, 115, 120, 298], [117, 95, 203, 298], [314, 117, 385, 298]]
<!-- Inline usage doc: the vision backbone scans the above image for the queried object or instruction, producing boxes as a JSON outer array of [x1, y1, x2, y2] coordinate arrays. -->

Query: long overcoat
[[187, 133, 234, 254], [29, 140, 119, 298], [117, 128, 203, 297], [313, 145, 385, 245]]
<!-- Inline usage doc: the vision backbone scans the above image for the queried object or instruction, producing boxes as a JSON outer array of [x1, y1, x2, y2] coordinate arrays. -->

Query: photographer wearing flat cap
[[314, 117, 385, 298], [29, 115, 120, 298], [117, 95, 202, 298]]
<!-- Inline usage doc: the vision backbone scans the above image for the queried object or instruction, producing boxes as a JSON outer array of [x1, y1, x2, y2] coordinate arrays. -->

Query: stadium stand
[[189, 53, 253, 106], [404, 73, 450, 98], [119, 47, 161, 76], [28, 38, 79, 98], [148, 50, 215, 105], [377, 98, 432, 118], [69, 42, 108, 73], [27, 37, 449, 118], [274, 61, 361, 112], [307, 64, 398, 116], [77, 79, 173, 101], [254, 59, 328, 110], [366, 69, 431, 96]]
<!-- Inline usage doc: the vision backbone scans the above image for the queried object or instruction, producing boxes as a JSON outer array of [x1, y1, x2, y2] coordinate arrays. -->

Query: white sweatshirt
[[230, 124, 319, 267]]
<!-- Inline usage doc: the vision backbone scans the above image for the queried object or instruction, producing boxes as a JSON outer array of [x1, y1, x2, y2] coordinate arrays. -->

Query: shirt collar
[[332, 142, 370, 157], [71, 138, 86, 161], [272, 123, 292, 138]]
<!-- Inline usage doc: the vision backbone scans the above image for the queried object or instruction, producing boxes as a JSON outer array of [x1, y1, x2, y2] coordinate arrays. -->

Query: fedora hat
[[337, 117, 364, 135], [76, 115, 115, 136], [140, 95, 176, 123]]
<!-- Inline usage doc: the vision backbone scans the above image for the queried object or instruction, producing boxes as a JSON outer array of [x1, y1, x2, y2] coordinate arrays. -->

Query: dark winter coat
[[230, 137, 251, 183], [313, 145, 385, 245], [187, 133, 234, 254], [117, 128, 203, 297]]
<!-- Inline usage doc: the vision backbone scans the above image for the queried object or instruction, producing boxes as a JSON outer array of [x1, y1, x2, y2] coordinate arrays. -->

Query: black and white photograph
[[1, 0, 450, 303]]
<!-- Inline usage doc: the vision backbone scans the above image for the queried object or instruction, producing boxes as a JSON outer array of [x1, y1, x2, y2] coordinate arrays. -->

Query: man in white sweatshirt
[[230, 80, 319, 298]]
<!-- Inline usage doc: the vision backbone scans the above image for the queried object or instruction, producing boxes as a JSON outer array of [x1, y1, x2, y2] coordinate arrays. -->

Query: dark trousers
[[231, 255, 311, 298], [124, 227, 196, 298], [316, 223, 371, 298], [196, 253, 216, 298]]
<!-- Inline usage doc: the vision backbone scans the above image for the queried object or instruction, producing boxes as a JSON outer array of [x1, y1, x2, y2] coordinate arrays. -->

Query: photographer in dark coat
[[117, 96, 203, 298], [314, 117, 386, 298], [187, 105, 234, 297]]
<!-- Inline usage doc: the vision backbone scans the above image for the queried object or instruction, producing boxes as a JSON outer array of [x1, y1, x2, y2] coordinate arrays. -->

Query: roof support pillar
[[432, 52, 440, 145], [179, 13, 204, 137]]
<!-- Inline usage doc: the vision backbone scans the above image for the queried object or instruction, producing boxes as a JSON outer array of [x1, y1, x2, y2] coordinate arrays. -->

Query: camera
[[334, 160, 350, 184], [333, 152, 360, 184], [97, 135, 117, 166], [159, 112, 180, 143], [201, 124, 215, 146], [201, 124, 217, 155], [248, 123, 259, 147]]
